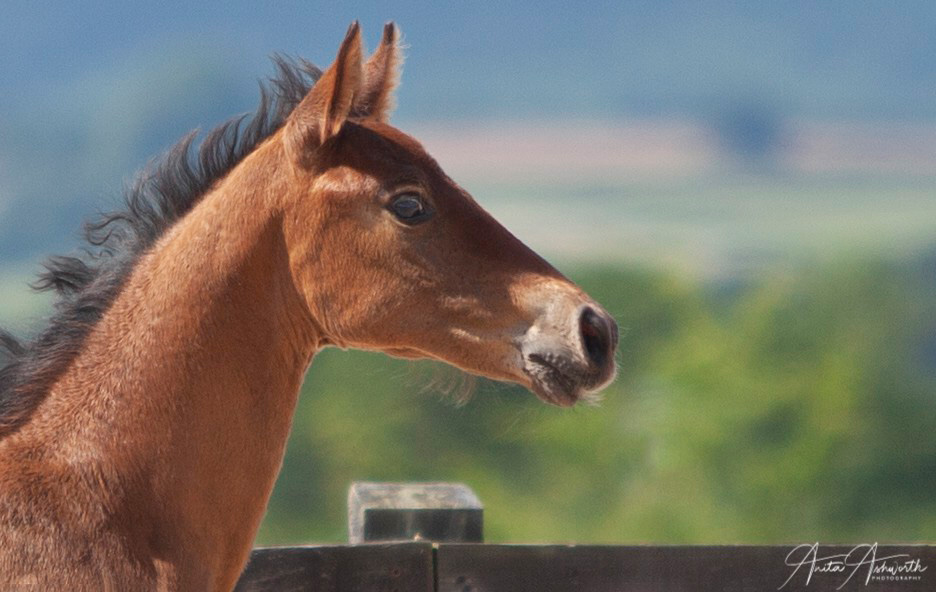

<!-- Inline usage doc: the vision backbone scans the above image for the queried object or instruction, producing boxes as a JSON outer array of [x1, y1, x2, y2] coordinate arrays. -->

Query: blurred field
[[471, 174, 936, 276], [416, 120, 936, 274]]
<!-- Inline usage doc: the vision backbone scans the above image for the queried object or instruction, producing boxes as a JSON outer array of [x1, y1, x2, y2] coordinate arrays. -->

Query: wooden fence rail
[[234, 483, 935, 591], [235, 543, 936, 592]]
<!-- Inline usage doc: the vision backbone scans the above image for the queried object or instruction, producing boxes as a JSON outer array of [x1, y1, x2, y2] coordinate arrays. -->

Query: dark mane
[[0, 56, 322, 437]]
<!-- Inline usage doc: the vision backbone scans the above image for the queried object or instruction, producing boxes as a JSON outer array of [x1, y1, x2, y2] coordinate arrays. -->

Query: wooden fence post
[[347, 481, 483, 544]]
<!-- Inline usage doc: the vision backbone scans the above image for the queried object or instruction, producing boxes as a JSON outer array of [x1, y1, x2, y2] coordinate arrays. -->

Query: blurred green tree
[[257, 258, 936, 545]]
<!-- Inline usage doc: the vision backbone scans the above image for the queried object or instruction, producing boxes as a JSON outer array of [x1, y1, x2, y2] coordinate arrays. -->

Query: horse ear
[[286, 22, 363, 158], [352, 22, 402, 122]]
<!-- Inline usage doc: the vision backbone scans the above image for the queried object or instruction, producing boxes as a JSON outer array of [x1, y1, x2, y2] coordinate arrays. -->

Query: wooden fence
[[234, 483, 935, 592]]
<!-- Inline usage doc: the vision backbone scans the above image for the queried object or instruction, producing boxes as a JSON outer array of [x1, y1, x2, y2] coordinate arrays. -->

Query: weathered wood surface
[[437, 544, 936, 592], [348, 482, 483, 544], [236, 543, 936, 592], [233, 543, 433, 592]]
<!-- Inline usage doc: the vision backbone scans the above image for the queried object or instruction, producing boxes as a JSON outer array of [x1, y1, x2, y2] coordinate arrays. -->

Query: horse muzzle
[[520, 302, 618, 407]]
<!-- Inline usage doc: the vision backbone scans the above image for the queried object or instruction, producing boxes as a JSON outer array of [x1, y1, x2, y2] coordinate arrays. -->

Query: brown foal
[[0, 23, 617, 591]]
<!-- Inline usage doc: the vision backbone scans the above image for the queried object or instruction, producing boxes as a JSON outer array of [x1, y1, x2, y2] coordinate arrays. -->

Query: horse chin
[[522, 352, 606, 408], [530, 380, 582, 408]]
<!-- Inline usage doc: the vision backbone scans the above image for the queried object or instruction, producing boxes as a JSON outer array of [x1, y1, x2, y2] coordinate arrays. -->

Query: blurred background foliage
[[1, 1, 934, 545], [258, 258, 936, 545]]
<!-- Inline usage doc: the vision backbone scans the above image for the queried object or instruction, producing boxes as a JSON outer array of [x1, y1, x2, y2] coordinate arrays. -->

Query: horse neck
[[32, 140, 320, 584]]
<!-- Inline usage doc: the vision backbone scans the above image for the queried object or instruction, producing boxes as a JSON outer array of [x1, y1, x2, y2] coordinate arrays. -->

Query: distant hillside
[[1, 1, 934, 265]]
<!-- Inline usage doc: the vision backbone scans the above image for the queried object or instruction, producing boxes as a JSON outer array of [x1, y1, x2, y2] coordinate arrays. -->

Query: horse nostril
[[579, 307, 615, 370]]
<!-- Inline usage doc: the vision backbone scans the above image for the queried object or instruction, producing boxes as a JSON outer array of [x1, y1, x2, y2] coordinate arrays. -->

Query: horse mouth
[[523, 352, 599, 407]]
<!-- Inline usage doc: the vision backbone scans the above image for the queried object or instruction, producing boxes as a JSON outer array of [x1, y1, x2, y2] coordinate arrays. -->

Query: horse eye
[[389, 194, 430, 224]]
